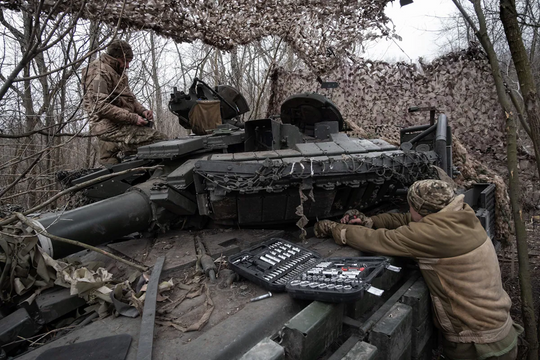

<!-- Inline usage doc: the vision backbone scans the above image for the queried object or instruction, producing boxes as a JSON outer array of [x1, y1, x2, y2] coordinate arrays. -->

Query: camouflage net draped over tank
[[267, 45, 528, 242], [1, 0, 394, 73]]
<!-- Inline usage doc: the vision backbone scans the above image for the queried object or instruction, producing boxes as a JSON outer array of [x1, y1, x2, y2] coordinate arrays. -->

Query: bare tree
[[500, 0, 540, 177], [451, 1, 538, 358], [0, 5, 112, 207]]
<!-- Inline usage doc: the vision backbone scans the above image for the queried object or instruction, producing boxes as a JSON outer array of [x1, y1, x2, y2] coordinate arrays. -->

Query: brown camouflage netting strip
[[268, 45, 513, 241], [0, 0, 395, 73]]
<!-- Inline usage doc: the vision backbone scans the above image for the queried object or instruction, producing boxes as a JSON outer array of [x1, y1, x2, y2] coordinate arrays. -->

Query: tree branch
[[0, 152, 43, 198], [0, 126, 93, 139], [452, 0, 480, 34], [506, 86, 532, 138], [0, 165, 161, 226]]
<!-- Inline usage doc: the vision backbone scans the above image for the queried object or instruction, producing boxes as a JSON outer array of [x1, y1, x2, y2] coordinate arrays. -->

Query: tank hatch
[[280, 93, 344, 136]]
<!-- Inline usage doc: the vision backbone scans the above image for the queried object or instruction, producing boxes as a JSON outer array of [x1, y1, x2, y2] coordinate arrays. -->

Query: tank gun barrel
[[38, 191, 153, 259]]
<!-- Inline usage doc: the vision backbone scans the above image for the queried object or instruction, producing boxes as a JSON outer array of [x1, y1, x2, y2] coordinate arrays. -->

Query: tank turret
[[37, 83, 452, 259]]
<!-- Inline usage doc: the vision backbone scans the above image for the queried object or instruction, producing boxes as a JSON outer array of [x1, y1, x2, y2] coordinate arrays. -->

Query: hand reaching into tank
[[340, 209, 362, 223], [340, 209, 373, 228]]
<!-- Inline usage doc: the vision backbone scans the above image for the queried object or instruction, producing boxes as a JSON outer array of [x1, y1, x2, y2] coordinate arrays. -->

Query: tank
[[39, 79, 452, 259], [9, 82, 501, 360]]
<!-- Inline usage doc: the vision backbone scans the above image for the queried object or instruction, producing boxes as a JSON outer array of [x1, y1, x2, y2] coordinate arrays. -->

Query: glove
[[340, 209, 373, 228]]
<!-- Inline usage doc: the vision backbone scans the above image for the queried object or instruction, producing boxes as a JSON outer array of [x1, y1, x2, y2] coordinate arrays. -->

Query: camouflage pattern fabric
[[342, 209, 374, 228], [14, 0, 396, 74], [407, 180, 456, 217], [98, 140, 122, 165], [82, 52, 168, 165], [0, 222, 56, 302], [98, 125, 168, 164], [82, 53, 145, 132], [314, 220, 339, 238]]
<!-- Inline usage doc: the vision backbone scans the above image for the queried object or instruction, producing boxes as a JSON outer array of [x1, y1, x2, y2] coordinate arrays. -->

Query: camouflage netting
[[0, 0, 395, 73], [0, 219, 164, 315], [268, 45, 540, 242], [268, 45, 505, 153]]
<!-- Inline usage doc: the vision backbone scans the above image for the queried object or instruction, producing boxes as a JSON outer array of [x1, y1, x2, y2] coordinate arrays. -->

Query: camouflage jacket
[[82, 53, 147, 135], [331, 196, 518, 355]]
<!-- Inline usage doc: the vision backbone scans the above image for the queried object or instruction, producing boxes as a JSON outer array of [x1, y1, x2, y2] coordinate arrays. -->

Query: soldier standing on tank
[[82, 39, 168, 166], [315, 179, 522, 360]]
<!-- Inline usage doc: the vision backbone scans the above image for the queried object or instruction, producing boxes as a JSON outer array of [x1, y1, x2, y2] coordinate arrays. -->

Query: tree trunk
[[453, 1, 538, 358], [21, 14, 39, 207], [252, 39, 283, 120], [149, 32, 164, 124], [523, 0, 538, 62], [174, 42, 188, 90], [531, 27, 538, 64], [230, 46, 241, 90], [505, 103, 538, 360], [499, 1, 540, 358], [85, 20, 100, 169], [500, 0, 540, 179], [286, 43, 295, 71], [211, 48, 223, 87], [198, 45, 210, 80]]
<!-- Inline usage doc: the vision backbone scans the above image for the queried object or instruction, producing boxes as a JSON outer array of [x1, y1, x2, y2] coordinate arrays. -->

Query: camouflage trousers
[[442, 340, 518, 360], [97, 124, 168, 165]]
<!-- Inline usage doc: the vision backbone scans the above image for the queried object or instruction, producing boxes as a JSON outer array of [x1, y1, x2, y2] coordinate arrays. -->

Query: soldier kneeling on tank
[[82, 39, 168, 166], [315, 179, 522, 360]]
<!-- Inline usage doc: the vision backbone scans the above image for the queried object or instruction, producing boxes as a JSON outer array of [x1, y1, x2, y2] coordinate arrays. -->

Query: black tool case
[[284, 257, 389, 302], [228, 238, 390, 303], [228, 238, 321, 292]]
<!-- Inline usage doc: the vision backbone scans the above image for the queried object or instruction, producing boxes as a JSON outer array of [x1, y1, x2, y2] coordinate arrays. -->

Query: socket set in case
[[284, 257, 390, 302], [228, 238, 394, 302], [228, 238, 321, 292]]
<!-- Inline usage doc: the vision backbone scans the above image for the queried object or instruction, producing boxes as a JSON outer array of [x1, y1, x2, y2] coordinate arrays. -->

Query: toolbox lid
[[280, 93, 344, 135]]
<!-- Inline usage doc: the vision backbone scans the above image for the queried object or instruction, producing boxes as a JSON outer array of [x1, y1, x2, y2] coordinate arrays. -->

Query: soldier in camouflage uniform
[[82, 40, 168, 165], [315, 180, 522, 360]]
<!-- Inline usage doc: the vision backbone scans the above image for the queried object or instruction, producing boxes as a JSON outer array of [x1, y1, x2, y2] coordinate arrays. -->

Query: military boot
[[314, 220, 339, 238]]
